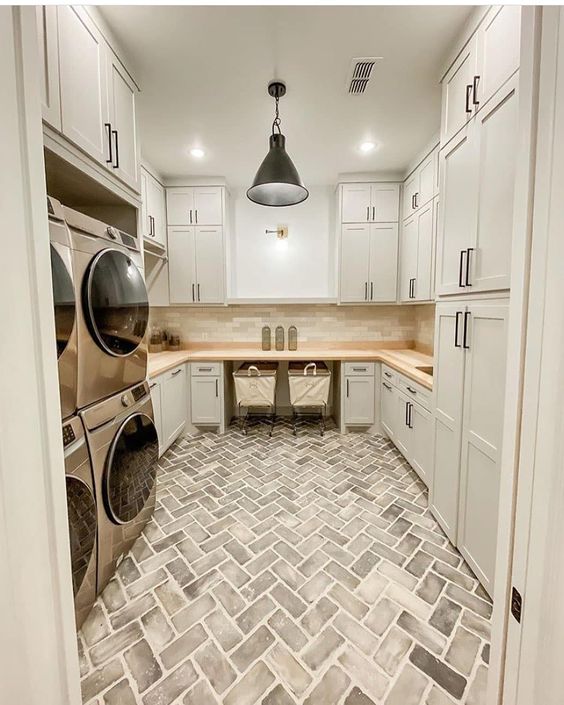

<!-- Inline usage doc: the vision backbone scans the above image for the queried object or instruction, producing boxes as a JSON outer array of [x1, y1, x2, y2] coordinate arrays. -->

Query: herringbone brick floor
[[79, 421, 491, 705]]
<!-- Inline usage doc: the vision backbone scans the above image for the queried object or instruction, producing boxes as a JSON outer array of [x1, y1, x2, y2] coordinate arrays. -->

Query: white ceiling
[[100, 5, 472, 186]]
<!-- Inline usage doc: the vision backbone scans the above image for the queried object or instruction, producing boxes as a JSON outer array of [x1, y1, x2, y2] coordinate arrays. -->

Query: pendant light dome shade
[[247, 81, 309, 207], [247, 133, 309, 207]]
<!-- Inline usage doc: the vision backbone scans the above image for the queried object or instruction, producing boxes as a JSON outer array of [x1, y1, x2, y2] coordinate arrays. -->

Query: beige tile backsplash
[[150, 303, 436, 352]]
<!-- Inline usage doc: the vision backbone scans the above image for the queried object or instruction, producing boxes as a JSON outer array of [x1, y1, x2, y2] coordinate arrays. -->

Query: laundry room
[[3, 4, 564, 705]]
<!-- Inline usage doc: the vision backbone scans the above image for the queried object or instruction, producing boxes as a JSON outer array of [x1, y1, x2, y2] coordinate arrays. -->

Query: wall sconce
[[265, 225, 288, 240]]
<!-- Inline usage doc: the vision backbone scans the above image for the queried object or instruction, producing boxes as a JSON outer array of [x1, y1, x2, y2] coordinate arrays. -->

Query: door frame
[[0, 7, 81, 705]]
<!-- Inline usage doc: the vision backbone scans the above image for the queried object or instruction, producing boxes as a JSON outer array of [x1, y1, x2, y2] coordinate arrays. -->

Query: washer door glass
[[50, 245, 76, 358], [84, 249, 149, 357], [66, 476, 97, 597], [105, 413, 158, 524]]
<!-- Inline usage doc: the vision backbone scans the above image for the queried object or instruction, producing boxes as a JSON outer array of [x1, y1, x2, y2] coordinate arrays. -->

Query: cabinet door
[[340, 225, 370, 303], [477, 6, 521, 109], [411, 401, 432, 486], [193, 187, 223, 225], [36, 5, 61, 130], [399, 216, 418, 302], [418, 151, 436, 209], [369, 224, 398, 302], [341, 184, 371, 223], [395, 391, 412, 459], [140, 168, 150, 239], [381, 380, 397, 439], [457, 302, 508, 594], [167, 188, 194, 226], [370, 184, 399, 222], [148, 378, 163, 455], [107, 53, 138, 190], [469, 78, 519, 293], [344, 376, 375, 425], [162, 367, 187, 448], [402, 172, 418, 220], [441, 34, 478, 146], [58, 6, 109, 164], [147, 174, 167, 247], [191, 377, 221, 425], [168, 227, 196, 303], [430, 303, 466, 543], [194, 227, 224, 304], [414, 201, 434, 301], [436, 124, 478, 296]]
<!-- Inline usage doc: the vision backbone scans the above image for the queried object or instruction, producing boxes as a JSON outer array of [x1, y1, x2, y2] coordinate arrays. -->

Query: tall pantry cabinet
[[431, 5, 521, 596]]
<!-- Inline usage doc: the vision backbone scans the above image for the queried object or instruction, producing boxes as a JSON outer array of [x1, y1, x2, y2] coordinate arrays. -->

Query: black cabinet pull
[[463, 311, 471, 349], [197, 283, 201, 301], [370, 282, 373, 300], [364, 282, 368, 301], [408, 402, 413, 429], [383, 382, 392, 390], [414, 192, 419, 209], [346, 379, 350, 397], [406, 386, 416, 395], [405, 401, 409, 426], [366, 206, 370, 221], [215, 379, 219, 397], [465, 247, 474, 286], [458, 250, 467, 287], [192, 283, 195, 302], [111, 129, 119, 169], [411, 194, 415, 210], [372, 206, 375, 221], [384, 371, 392, 378], [472, 75, 480, 107], [172, 368, 182, 377], [189, 209, 193, 224], [105, 123, 113, 163], [455, 311, 462, 348], [465, 84, 473, 114], [195, 209, 198, 224]]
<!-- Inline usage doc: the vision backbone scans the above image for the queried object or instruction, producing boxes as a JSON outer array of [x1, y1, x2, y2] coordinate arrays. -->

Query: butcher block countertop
[[148, 342, 433, 390]]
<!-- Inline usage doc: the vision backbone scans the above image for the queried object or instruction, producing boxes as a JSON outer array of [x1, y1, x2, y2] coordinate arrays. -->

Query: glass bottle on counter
[[288, 325, 298, 351], [262, 326, 271, 351], [275, 326, 284, 351]]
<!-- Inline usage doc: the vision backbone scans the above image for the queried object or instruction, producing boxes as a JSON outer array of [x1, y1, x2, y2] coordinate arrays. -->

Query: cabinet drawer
[[191, 362, 221, 376], [381, 364, 398, 386], [343, 362, 375, 376], [397, 374, 432, 410]]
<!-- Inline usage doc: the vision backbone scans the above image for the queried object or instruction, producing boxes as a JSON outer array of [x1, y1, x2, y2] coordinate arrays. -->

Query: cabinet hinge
[[511, 586, 522, 623]]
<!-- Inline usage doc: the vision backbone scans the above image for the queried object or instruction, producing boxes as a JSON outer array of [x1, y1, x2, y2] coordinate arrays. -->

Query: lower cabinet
[[381, 367, 432, 486], [343, 363, 375, 426], [149, 365, 187, 456], [190, 363, 222, 425], [431, 299, 509, 596]]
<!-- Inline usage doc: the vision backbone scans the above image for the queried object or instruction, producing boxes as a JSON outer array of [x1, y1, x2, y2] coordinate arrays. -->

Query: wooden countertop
[[148, 344, 433, 390]]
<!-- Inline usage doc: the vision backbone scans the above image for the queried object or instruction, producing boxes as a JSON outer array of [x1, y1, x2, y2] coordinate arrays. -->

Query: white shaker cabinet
[[167, 187, 223, 226], [36, 5, 61, 130], [436, 76, 518, 296], [191, 377, 221, 425], [340, 224, 398, 303], [141, 167, 167, 247], [344, 375, 375, 426], [168, 226, 225, 305], [402, 148, 438, 220], [431, 300, 508, 594], [149, 377, 163, 455], [341, 183, 399, 223], [161, 366, 188, 450], [400, 200, 434, 302], [380, 379, 397, 440], [107, 52, 139, 191], [57, 6, 109, 165], [440, 34, 479, 147]]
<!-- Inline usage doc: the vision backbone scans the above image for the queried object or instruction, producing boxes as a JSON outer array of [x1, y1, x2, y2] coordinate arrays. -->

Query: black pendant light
[[247, 80, 309, 207]]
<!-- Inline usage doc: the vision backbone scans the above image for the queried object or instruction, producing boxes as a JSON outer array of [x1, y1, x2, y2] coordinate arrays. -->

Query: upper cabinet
[[400, 200, 435, 302], [341, 183, 399, 223], [141, 167, 167, 249], [440, 5, 521, 149], [402, 147, 439, 220], [167, 187, 223, 226], [38, 6, 140, 194]]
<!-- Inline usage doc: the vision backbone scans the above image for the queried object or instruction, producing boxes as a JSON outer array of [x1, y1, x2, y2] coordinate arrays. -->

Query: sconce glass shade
[[247, 133, 309, 207]]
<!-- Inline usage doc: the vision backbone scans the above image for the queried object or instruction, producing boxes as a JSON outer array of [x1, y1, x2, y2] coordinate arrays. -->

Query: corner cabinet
[[166, 187, 227, 305], [338, 182, 399, 304]]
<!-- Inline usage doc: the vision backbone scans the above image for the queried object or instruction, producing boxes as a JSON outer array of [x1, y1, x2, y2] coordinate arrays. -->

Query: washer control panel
[[62, 424, 76, 448]]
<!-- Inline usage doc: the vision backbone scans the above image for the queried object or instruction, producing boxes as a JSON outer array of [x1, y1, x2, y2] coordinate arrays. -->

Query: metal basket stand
[[291, 402, 327, 437], [238, 397, 276, 437]]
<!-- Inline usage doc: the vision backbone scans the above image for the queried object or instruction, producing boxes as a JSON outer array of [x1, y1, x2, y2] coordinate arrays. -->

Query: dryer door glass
[[84, 249, 149, 357], [105, 413, 158, 524], [50, 245, 76, 358], [66, 476, 97, 597]]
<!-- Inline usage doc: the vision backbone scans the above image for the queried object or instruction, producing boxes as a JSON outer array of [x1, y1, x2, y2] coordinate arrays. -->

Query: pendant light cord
[[272, 96, 282, 135]]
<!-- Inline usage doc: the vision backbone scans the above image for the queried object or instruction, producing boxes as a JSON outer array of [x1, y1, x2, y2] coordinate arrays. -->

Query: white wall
[[229, 185, 335, 299]]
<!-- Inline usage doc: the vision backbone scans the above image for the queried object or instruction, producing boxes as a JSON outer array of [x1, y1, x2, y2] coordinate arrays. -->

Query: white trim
[[0, 8, 81, 705]]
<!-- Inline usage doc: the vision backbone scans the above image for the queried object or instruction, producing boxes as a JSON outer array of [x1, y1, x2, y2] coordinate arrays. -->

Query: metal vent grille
[[347, 57, 380, 95]]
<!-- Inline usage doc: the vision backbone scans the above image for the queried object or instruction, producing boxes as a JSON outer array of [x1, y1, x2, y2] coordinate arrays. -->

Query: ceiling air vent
[[347, 57, 381, 95]]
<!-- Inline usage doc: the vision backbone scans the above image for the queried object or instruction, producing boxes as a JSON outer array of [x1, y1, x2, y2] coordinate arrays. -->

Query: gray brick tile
[[195, 641, 237, 694], [124, 639, 162, 693], [160, 623, 207, 669], [223, 661, 275, 705], [231, 625, 275, 672], [409, 645, 467, 700]]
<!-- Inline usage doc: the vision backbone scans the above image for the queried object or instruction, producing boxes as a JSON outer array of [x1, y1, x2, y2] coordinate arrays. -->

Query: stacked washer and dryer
[[48, 197, 159, 628]]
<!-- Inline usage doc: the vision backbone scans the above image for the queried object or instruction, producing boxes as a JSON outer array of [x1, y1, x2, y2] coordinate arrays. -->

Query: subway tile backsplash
[[150, 304, 436, 351]]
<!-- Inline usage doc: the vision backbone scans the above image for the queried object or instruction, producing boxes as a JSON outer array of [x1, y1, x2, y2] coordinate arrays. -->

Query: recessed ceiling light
[[360, 141, 376, 153], [190, 148, 205, 158]]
